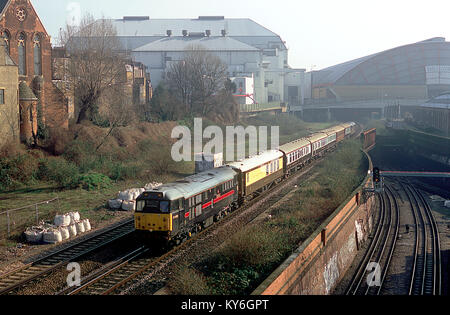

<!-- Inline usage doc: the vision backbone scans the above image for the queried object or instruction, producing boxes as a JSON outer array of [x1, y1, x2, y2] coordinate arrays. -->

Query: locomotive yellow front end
[[135, 190, 179, 242]]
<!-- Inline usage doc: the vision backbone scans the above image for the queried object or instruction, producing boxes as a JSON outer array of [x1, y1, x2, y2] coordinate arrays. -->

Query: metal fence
[[0, 198, 61, 239]]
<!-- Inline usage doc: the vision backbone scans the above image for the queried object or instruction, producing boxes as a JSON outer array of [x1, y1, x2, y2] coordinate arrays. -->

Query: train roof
[[227, 150, 283, 172], [321, 125, 346, 135], [278, 137, 311, 154], [144, 166, 236, 200], [341, 122, 356, 128], [306, 132, 328, 143]]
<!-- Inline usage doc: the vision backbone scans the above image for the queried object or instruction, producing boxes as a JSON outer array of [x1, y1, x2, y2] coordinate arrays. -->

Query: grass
[[167, 139, 367, 295]]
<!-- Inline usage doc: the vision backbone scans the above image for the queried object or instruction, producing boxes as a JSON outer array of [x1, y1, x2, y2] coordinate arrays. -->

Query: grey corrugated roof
[[111, 17, 279, 38], [134, 36, 259, 52], [146, 166, 236, 200]]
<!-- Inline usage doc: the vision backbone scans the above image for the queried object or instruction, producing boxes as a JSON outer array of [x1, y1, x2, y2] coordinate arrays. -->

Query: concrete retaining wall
[[252, 153, 376, 295]]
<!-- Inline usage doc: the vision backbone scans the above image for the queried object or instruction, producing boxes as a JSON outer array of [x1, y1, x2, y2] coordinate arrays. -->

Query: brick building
[[0, 0, 69, 144]]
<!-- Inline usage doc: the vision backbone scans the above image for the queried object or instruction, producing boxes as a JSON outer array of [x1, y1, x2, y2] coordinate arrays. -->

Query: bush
[[208, 268, 260, 295], [76, 173, 112, 191], [168, 265, 211, 295], [37, 157, 80, 188], [0, 154, 39, 190]]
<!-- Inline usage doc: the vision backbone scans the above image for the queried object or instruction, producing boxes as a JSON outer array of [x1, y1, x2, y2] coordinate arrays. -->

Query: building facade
[[0, 39, 18, 147], [102, 16, 305, 106], [0, 0, 69, 144]]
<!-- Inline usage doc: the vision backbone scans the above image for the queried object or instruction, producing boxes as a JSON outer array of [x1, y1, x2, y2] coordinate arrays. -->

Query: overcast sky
[[33, 0, 450, 71]]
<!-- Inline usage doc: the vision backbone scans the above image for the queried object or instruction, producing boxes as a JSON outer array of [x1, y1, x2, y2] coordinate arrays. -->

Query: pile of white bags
[[24, 212, 92, 245], [109, 187, 150, 211], [145, 182, 163, 191]]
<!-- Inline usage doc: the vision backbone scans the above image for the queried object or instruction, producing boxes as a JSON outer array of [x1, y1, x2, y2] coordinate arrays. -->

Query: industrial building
[[106, 16, 305, 106], [306, 37, 450, 104], [407, 93, 450, 136]]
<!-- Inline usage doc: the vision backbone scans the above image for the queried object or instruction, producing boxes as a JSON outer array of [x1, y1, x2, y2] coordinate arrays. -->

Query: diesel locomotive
[[135, 122, 357, 245]]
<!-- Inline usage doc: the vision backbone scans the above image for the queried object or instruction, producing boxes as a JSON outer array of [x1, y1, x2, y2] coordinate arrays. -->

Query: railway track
[[346, 184, 400, 295], [0, 219, 135, 295], [401, 182, 441, 295]]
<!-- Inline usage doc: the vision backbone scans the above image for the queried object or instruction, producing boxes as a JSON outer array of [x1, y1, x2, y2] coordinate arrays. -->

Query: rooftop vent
[[221, 29, 227, 37], [123, 16, 150, 21], [205, 30, 211, 37], [182, 30, 188, 37], [166, 30, 172, 37], [198, 16, 225, 20]]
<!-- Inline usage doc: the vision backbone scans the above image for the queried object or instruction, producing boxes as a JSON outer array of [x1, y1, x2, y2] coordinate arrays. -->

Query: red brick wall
[[0, 0, 68, 132]]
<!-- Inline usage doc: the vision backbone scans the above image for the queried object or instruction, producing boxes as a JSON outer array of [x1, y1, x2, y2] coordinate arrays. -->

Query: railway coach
[[228, 150, 284, 202], [278, 137, 312, 176], [135, 167, 239, 245]]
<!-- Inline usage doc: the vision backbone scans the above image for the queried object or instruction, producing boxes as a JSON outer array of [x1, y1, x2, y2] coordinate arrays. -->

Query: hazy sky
[[33, 0, 450, 70]]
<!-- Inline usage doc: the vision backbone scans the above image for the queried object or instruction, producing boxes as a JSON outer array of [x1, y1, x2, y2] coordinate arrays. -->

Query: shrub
[[76, 173, 112, 191], [168, 265, 211, 295], [37, 157, 80, 188], [208, 268, 260, 295], [0, 154, 39, 190]]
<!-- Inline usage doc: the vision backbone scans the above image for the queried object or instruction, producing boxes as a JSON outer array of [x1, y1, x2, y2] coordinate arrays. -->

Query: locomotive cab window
[[136, 199, 171, 213]]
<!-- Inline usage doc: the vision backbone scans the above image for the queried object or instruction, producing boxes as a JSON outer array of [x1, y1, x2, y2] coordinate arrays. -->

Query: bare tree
[[59, 13, 127, 123], [166, 46, 228, 116], [95, 85, 134, 151]]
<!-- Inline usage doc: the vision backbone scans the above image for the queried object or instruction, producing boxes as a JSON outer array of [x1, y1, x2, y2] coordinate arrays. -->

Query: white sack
[[76, 221, 85, 234], [59, 227, 70, 240], [122, 200, 136, 212], [83, 219, 92, 232], [24, 228, 44, 243], [54, 214, 71, 227], [108, 199, 123, 209], [68, 224, 77, 238], [43, 229, 63, 244]]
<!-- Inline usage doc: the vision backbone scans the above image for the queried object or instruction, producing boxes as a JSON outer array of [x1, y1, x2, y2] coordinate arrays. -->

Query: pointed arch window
[[18, 32, 26, 75], [33, 34, 42, 75], [2, 30, 10, 55]]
